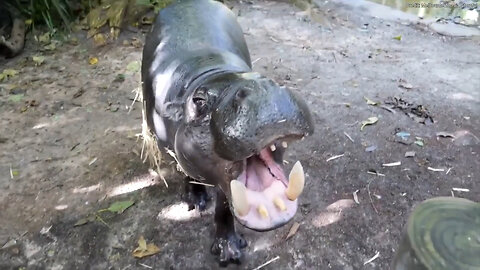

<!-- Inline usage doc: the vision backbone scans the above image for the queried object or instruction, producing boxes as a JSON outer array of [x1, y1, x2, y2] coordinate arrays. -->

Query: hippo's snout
[[208, 73, 313, 231], [211, 74, 314, 162]]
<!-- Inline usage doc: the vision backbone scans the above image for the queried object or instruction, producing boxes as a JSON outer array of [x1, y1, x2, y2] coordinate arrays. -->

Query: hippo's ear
[[162, 101, 184, 122]]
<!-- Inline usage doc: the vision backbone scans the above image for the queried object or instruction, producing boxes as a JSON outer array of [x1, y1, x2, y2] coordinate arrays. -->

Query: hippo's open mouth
[[230, 139, 304, 231]]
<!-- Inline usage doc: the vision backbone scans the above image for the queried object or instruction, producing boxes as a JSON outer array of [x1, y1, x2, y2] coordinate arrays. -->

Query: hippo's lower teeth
[[270, 144, 276, 152], [273, 197, 287, 211], [231, 180, 250, 216], [258, 204, 269, 219], [285, 161, 305, 201]]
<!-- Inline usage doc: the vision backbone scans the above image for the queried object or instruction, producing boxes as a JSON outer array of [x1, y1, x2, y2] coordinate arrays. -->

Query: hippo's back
[[143, 0, 251, 75], [141, 0, 252, 148]]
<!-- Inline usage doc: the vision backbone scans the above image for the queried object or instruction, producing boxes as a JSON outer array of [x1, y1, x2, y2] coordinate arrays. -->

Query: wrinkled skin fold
[[141, 0, 314, 265]]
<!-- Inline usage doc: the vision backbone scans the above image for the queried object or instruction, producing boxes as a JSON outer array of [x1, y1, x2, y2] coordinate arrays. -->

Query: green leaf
[[393, 35, 402, 41], [360, 116, 378, 131], [3, 69, 18, 77], [106, 200, 135, 214], [126, 61, 140, 73], [415, 140, 424, 147], [32, 55, 46, 65], [8, 94, 24, 102], [74, 215, 96, 227]]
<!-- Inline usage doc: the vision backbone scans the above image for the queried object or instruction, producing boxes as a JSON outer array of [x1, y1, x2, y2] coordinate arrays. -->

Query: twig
[[367, 181, 378, 214], [9, 164, 13, 179], [189, 181, 215, 187], [252, 256, 280, 270], [343, 132, 354, 143], [452, 188, 469, 192], [252, 57, 262, 65], [364, 251, 380, 265], [446, 167, 452, 174], [128, 87, 141, 114], [139, 263, 153, 269], [382, 161, 401, 167], [326, 154, 344, 162], [427, 167, 445, 172], [367, 170, 385, 177]]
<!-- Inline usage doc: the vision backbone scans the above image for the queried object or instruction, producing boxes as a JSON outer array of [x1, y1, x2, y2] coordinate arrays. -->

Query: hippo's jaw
[[229, 137, 305, 231]]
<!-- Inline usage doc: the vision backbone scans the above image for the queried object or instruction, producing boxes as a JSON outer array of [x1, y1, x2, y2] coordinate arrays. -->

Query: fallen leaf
[[126, 61, 140, 72], [399, 82, 413, 89], [131, 38, 143, 48], [404, 151, 415, 158], [360, 117, 378, 131], [93, 33, 107, 47], [286, 222, 300, 240], [365, 145, 377, 152], [393, 35, 402, 41], [106, 200, 135, 214], [38, 32, 50, 44], [353, 190, 360, 204], [114, 74, 125, 82], [395, 131, 410, 140], [364, 97, 380, 106], [73, 215, 96, 227], [414, 140, 424, 147], [44, 43, 56, 51], [8, 94, 24, 102], [133, 236, 161, 258], [89, 57, 99, 65], [32, 56, 45, 66], [436, 132, 455, 138]]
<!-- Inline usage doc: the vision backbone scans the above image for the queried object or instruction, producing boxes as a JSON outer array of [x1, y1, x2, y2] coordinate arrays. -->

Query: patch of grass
[[6, 0, 74, 32]]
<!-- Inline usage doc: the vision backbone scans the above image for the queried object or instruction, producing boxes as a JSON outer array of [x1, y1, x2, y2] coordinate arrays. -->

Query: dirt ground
[[0, 0, 479, 269]]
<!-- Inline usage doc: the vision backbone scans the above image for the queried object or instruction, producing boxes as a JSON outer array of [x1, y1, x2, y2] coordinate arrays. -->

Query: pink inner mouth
[[233, 146, 298, 231], [243, 148, 288, 191]]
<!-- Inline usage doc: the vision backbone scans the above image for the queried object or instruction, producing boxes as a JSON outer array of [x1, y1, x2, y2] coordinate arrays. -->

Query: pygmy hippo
[[141, 0, 314, 265]]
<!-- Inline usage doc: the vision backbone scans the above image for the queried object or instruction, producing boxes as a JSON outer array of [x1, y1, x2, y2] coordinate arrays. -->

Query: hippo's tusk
[[230, 180, 250, 216], [285, 161, 305, 201], [270, 144, 276, 152], [282, 141, 288, 148]]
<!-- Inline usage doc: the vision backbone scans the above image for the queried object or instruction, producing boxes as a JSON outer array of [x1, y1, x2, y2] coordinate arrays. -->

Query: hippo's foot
[[211, 231, 247, 266], [183, 177, 210, 211], [211, 188, 247, 266]]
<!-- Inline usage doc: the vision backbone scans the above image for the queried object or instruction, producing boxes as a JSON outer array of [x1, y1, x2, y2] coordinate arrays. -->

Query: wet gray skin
[[141, 0, 314, 264]]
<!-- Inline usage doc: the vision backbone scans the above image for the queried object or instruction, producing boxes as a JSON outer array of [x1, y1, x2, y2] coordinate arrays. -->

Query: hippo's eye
[[193, 97, 206, 108]]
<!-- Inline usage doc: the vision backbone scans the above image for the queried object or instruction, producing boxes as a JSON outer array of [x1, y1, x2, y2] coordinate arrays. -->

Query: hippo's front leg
[[211, 188, 247, 266], [183, 177, 210, 211]]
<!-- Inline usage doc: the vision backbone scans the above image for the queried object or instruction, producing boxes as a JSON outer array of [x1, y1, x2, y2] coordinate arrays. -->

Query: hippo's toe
[[211, 231, 247, 266], [184, 178, 210, 211]]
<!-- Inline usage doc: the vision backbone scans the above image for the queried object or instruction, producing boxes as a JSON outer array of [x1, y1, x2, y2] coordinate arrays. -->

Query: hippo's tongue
[[231, 148, 305, 231]]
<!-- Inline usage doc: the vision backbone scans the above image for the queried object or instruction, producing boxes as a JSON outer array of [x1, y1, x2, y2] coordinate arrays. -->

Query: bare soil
[[0, 0, 479, 269]]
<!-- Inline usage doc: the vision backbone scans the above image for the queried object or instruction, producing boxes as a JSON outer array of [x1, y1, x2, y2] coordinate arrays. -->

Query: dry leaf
[[133, 236, 161, 258], [364, 97, 380, 106], [93, 33, 107, 47], [285, 222, 300, 240], [89, 57, 99, 65]]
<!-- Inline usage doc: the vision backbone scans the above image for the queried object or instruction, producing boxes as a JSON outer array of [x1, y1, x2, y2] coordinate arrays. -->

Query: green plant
[[6, 0, 74, 32]]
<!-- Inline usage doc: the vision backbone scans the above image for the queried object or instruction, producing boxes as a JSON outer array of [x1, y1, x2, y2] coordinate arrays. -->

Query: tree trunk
[[392, 197, 480, 270]]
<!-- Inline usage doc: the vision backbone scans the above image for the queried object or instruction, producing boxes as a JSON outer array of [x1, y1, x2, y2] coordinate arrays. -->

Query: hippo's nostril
[[235, 88, 250, 101]]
